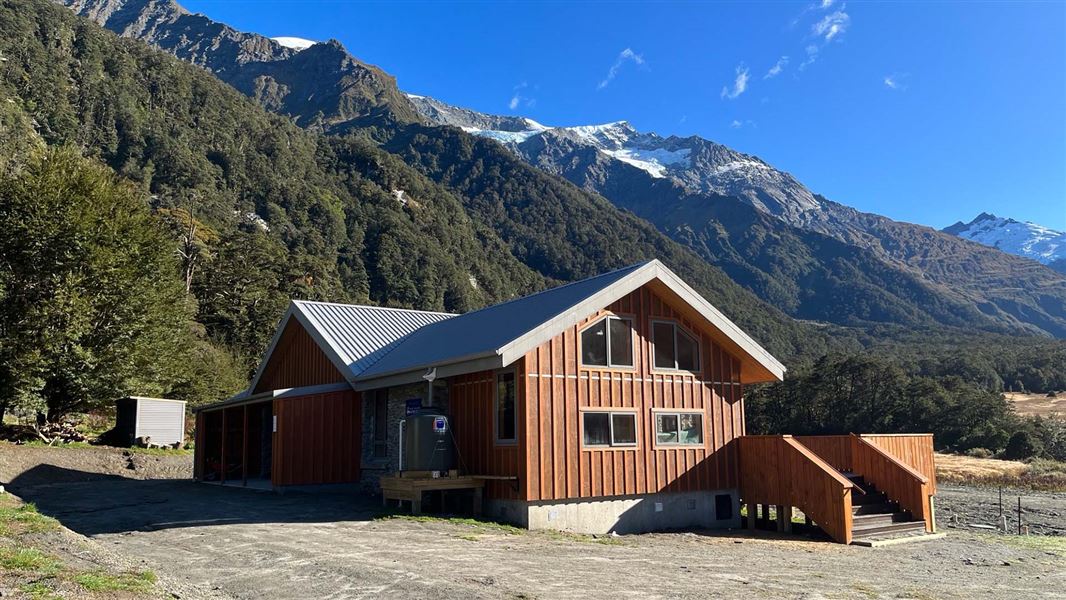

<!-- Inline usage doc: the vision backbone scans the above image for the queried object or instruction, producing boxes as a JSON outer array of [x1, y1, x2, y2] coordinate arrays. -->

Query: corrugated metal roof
[[356, 261, 651, 380], [293, 301, 454, 377]]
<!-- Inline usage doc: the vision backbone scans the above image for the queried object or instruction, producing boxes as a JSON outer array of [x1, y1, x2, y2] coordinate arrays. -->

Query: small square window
[[583, 412, 610, 446], [611, 413, 637, 445], [655, 411, 704, 446]]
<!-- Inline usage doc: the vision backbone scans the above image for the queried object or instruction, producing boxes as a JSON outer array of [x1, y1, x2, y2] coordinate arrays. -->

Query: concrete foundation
[[486, 490, 740, 534]]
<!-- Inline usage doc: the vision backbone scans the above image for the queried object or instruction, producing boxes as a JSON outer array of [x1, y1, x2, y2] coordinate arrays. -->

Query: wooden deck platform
[[379, 471, 486, 515]]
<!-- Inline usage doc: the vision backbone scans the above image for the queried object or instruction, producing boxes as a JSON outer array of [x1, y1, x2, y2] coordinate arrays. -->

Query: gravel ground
[[936, 484, 1065, 536], [2, 444, 1063, 600]]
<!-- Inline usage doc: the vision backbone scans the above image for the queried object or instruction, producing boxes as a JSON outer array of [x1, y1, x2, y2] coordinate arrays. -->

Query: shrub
[[1003, 430, 1043, 460], [965, 447, 993, 459]]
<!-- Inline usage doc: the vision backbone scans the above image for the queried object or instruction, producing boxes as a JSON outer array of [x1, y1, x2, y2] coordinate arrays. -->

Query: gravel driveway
[[3, 445, 1064, 599]]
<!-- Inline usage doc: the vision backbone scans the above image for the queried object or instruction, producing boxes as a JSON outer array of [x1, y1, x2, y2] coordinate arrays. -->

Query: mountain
[[57, 0, 422, 129], [945, 213, 1066, 273], [14, 0, 843, 364], [408, 95, 1066, 338]]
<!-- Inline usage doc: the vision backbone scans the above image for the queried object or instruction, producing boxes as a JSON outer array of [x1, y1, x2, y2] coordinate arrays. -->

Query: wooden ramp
[[737, 434, 937, 545]]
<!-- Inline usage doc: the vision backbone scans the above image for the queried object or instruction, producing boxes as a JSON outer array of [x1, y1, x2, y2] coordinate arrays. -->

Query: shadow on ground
[[7, 464, 380, 537]]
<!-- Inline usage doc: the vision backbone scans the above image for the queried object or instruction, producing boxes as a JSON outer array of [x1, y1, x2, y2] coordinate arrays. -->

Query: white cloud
[[730, 119, 757, 129], [820, 0, 834, 8], [720, 64, 750, 100], [764, 56, 789, 79], [730, 119, 743, 129], [598, 48, 646, 90], [799, 44, 819, 70], [813, 10, 850, 42], [508, 82, 535, 111], [883, 72, 909, 91]]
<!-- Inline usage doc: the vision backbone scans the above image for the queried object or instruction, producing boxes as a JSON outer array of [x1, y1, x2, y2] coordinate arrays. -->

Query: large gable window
[[581, 316, 634, 368], [652, 321, 700, 371]]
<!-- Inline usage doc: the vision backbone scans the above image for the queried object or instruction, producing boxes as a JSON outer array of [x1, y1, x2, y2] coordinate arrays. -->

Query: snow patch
[[272, 37, 316, 51], [603, 147, 691, 178], [460, 127, 542, 144]]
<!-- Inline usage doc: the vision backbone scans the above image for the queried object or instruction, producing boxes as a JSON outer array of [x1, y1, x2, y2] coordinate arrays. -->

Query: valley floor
[[1, 444, 1063, 599]]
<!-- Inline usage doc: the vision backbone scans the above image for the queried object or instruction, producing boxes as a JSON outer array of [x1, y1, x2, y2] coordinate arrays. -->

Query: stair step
[[851, 520, 926, 537], [852, 502, 896, 515], [853, 512, 911, 526], [852, 492, 888, 506]]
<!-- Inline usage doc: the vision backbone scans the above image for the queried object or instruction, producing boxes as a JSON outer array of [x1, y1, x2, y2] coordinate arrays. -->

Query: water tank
[[403, 408, 456, 472]]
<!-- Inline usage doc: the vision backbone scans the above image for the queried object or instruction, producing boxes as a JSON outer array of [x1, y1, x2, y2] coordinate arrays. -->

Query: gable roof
[[354, 260, 785, 386], [246, 301, 454, 393], [245, 259, 786, 397]]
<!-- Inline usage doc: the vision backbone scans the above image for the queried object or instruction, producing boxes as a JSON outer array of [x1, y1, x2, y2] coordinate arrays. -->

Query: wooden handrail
[[737, 435, 854, 544], [850, 434, 933, 533], [853, 435, 928, 484]]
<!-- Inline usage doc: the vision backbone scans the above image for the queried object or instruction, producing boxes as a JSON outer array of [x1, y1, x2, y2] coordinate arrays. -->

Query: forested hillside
[[0, 0, 841, 418]]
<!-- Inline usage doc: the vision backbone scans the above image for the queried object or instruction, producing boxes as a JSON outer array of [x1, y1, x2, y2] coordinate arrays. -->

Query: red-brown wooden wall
[[449, 371, 523, 500], [272, 390, 362, 486], [521, 284, 744, 503], [254, 319, 347, 393]]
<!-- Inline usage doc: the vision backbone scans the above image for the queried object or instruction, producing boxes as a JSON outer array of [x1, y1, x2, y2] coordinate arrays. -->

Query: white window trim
[[652, 409, 706, 449], [494, 369, 518, 445], [580, 408, 639, 449], [651, 319, 702, 373], [579, 315, 636, 369]]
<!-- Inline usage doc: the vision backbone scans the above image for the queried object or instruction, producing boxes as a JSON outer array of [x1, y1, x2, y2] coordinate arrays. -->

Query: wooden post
[[220, 409, 227, 485], [473, 487, 483, 516], [783, 506, 793, 533], [242, 405, 249, 486], [746, 502, 756, 530], [775, 505, 786, 532], [1017, 496, 1022, 535]]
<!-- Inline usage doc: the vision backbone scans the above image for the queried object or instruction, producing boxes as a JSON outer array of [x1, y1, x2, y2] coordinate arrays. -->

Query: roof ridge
[[293, 299, 456, 317], [440, 260, 656, 322]]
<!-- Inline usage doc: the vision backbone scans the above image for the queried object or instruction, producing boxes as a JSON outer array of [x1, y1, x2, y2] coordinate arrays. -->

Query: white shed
[[114, 397, 187, 447]]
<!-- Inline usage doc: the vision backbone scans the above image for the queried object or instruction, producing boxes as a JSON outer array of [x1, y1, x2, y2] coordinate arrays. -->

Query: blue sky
[[182, 0, 1065, 230]]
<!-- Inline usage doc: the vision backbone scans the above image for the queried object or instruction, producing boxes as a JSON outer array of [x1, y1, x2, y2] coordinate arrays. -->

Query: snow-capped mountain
[[945, 213, 1066, 271], [407, 94, 820, 224], [271, 36, 316, 51]]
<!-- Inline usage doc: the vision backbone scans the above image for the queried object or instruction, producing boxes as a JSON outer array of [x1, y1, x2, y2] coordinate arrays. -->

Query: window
[[496, 371, 517, 443], [655, 411, 704, 446], [580, 316, 634, 368], [582, 411, 637, 448], [652, 321, 700, 371], [372, 390, 388, 459]]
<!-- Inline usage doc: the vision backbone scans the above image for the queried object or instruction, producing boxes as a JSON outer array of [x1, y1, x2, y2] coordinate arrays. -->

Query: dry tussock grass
[[935, 453, 1066, 490]]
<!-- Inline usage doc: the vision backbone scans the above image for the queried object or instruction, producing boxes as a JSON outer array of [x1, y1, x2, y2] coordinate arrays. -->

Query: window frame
[[650, 319, 702, 373], [579, 407, 639, 450], [651, 408, 707, 449], [579, 314, 636, 370], [494, 369, 518, 446]]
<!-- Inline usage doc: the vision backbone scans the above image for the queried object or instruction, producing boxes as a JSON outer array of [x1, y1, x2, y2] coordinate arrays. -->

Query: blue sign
[[405, 398, 422, 416], [433, 417, 447, 433]]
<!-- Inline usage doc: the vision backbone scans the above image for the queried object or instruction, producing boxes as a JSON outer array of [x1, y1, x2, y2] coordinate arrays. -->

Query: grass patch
[[75, 570, 157, 593], [936, 453, 1066, 491], [0, 496, 59, 536], [0, 547, 62, 575], [20, 440, 191, 455], [20, 582, 62, 600], [455, 533, 481, 542], [376, 513, 523, 534], [540, 528, 624, 546], [977, 532, 1066, 555]]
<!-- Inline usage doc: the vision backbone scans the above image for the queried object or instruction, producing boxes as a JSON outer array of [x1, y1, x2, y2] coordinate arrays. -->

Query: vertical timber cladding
[[522, 285, 744, 502], [449, 371, 523, 500], [254, 318, 347, 393], [272, 390, 362, 486]]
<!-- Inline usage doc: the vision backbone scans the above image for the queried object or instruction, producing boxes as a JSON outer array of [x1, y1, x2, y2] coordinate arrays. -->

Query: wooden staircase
[[844, 472, 928, 542]]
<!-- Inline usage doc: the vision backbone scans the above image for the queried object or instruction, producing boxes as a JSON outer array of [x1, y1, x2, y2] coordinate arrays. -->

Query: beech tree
[[0, 148, 191, 421]]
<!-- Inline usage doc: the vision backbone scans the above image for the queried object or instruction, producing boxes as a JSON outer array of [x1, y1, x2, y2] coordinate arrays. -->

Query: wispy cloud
[[812, 10, 850, 42], [720, 64, 750, 100], [508, 82, 536, 111], [820, 0, 835, 8], [730, 119, 757, 129], [598, 48, 645, 90], [883, 72, 909, 91], [799, 44, 819, 70], [764, 56, 789, 79]]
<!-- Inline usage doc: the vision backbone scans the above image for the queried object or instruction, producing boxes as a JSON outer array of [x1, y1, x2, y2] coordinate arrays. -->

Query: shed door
[[135, 400, 185, 446]]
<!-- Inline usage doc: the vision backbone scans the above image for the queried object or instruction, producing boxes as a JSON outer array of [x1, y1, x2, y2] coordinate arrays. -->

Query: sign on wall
[[405, 398, 422, 416]]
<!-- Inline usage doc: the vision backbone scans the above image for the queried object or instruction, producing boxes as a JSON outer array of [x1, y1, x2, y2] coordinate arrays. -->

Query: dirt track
[[2, 443, 1063, 599]]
